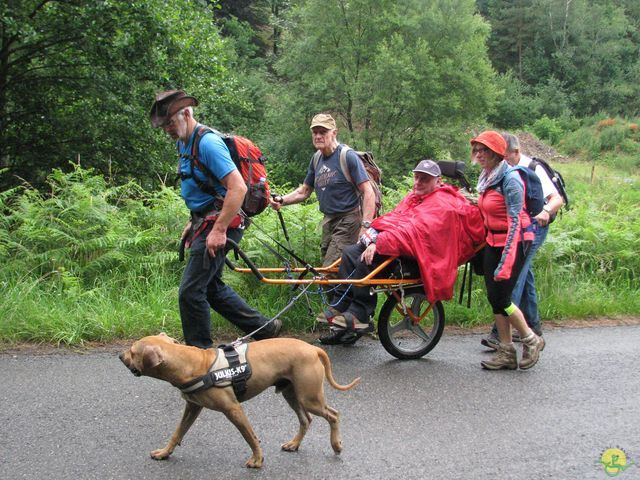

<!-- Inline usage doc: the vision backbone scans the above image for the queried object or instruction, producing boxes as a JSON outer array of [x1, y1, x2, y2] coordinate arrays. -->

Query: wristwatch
[[275, 195, 284, 204], [543, 205, 553, 215], [361, 220, 372, 228]]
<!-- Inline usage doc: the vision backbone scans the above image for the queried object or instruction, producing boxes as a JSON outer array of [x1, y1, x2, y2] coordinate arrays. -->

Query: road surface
[[1, 325, 639, 479]]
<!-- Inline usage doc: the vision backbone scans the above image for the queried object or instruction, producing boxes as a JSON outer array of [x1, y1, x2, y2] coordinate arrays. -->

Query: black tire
[[377, 289, 445, 360]]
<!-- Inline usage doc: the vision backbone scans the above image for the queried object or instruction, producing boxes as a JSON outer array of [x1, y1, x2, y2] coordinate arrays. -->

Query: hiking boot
[[480, 331, 500, 350], [519, 333, 543, 370], [480, 343, 518, 370]]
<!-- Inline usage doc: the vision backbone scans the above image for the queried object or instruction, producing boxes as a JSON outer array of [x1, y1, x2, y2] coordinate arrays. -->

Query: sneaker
[[254, 318, 282, 340], [480, 331, 500, 350], [480, 343, 518, 370], [519, 333, 543, 370], [511, 331, 522, 343]]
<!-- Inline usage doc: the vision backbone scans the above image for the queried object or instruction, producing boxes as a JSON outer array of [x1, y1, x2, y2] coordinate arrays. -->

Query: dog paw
[[331, 441, 343, 454], [150, 448, 172, 460], [245, 455, 264, 468], [281, 441, 300, 452]]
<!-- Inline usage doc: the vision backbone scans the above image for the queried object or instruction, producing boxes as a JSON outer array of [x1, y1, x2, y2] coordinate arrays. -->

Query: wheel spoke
[[408, 322, 432, 342], [388, 316, 412, 335]]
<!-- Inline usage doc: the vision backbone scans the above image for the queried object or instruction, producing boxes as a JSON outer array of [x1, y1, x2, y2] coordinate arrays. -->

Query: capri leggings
[[483, 243, 528, 315]]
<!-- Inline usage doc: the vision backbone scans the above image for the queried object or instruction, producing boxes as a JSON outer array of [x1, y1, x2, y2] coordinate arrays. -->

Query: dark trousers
[[482, 243, 527, 315], [331, 243, 384, 324], [178, 225, 270, 349]]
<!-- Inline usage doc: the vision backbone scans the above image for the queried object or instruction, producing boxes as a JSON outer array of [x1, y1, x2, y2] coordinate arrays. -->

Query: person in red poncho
[[316, 159, 486, 345]]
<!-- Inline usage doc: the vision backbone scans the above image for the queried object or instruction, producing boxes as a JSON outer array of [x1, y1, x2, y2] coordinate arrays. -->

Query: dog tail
[[316, 347, 361, 391]]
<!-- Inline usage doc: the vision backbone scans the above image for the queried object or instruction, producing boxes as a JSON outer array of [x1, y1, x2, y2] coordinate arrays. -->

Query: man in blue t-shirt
[[270, 113, 376, 269], [150, 90, 280, 348]]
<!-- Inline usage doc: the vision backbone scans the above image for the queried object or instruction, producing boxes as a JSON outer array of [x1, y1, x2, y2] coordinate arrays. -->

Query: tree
[[483, 0, 640, 119], [0, 0, 251, 190], [265, 0, 497, 182], [215, 0, 295, 57]]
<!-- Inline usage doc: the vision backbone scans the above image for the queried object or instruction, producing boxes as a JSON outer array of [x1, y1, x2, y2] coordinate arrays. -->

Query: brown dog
[[119, 333, 360, 468]]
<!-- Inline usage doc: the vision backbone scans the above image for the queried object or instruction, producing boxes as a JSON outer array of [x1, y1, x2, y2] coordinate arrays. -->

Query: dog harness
[[178, 343, 252, 400]]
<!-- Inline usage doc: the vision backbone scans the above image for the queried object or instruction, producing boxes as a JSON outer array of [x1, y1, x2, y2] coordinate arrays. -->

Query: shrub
[[530, 116, 564, 145]]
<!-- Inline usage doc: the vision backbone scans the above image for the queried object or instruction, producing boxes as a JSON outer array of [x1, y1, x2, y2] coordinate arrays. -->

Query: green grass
[[0, 153, 638, 346]]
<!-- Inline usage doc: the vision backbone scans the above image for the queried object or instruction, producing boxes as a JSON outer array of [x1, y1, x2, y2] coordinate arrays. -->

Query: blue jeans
[[512, 224, 548, 335], [178, 225, 271, 349]]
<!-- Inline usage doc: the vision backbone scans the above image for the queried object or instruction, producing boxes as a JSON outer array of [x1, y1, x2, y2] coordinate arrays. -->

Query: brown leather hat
[[149, 90, 198, 128]]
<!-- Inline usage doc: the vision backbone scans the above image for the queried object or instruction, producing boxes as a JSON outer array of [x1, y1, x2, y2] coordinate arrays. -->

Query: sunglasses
[[472, 145, 490, 155]]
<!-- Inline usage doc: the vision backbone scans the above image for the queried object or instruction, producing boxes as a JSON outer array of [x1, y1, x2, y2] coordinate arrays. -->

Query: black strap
[[222, 344, 250, 400], [178, 343, 252, 400], [177, 125, 223, 198]]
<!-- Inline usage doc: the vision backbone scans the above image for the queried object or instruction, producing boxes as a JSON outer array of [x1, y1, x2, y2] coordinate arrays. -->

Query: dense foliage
[[1, 1, 639, 343], [483, 0, 640, 124], [263, 0, 496, 180], [0, 137, 638, 343], [4, 0, 640, 190], [0, 0, 252, 190]]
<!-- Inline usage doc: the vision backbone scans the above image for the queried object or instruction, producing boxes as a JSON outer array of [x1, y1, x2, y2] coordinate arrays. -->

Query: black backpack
[[529, 157, 569, 209]]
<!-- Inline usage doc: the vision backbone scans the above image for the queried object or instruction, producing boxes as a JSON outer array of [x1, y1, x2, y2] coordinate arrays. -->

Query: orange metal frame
[[226, 256, 422, 287]]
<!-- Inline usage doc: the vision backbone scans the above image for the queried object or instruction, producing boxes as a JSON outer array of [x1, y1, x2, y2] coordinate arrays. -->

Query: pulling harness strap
[[187, 207, 244, 248], [178, 342, 252, 400]]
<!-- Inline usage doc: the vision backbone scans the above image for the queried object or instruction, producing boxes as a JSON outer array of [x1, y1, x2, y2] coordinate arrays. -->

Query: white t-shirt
[[519, 154, 558, 200]]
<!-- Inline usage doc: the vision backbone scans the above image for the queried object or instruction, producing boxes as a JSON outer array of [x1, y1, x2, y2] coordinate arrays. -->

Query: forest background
[[0, 0, 638, 344]]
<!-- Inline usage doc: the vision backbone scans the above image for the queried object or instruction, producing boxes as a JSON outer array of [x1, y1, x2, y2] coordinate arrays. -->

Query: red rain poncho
[[373, 184, 486, 303]]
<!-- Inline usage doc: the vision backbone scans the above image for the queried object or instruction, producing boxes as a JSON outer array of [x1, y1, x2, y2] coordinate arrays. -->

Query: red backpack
[[180, 125, 270, 217]]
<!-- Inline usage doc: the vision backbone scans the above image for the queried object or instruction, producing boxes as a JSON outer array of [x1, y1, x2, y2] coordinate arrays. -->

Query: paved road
[[1, 325, 639, 480]]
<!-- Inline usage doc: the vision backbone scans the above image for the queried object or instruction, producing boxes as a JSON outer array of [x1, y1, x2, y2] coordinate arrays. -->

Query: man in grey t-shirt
[[271, 113, 376, 268]]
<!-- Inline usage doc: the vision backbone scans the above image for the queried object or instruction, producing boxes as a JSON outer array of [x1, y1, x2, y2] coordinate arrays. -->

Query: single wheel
[[377, 288, 445, 360]]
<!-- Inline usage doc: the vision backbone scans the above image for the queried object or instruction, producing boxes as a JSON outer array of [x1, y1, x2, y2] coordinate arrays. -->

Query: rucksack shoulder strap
[[338, 144, 354, 185], [312, 150, 322, 170], [180, 125, 220, 197]]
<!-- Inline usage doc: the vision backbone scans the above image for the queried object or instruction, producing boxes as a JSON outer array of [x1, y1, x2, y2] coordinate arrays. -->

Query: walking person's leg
[[513, 225, 548, 335], [481, 244, 543, 369], [482, 225, 548, 348], [206, 227, 280, 340], [178, 227, 218, 349], [319, 210, 362, 308]]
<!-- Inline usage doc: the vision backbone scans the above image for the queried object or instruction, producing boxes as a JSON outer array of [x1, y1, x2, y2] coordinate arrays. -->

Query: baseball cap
[[412, 159, 441, 177], [310, 113, 337, 130]]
